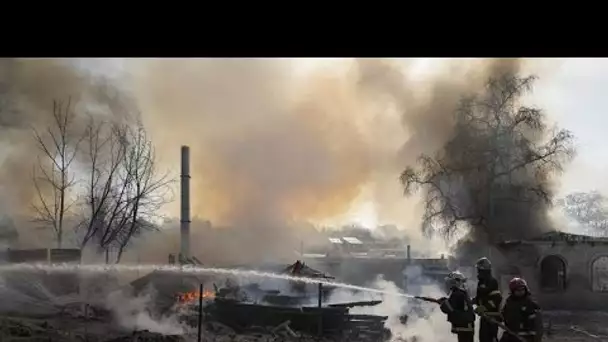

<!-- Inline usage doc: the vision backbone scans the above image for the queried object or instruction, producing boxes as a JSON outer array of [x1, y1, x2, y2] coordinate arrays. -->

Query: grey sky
[[532, 58, 608, 196]]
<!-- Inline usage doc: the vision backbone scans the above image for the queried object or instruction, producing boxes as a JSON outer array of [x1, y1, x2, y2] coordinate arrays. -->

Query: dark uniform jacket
[[501, 295, 542, 340], [440, 287, 476, 334], [474, 275, 503, 319]]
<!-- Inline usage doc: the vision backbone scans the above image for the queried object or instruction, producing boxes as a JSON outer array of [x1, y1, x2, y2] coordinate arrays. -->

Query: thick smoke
[[321, 271, 454, 341], [0, 58, 560, 263], [399, 59, 570, 256], [129, 58, 539, 264], [0, 58, 137, 248], [130, 59, 377, 264], [105, 286, 185, 335]]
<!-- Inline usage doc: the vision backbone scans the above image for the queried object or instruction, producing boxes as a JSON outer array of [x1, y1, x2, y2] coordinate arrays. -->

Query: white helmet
[[445, 271, 467, 290]]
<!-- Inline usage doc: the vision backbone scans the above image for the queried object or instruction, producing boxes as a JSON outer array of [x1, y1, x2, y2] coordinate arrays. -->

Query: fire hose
[[414, 296, 526, 342]]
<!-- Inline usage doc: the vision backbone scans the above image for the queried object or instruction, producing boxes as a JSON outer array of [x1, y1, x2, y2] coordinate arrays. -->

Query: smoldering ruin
[[0, 58, 607, 341]]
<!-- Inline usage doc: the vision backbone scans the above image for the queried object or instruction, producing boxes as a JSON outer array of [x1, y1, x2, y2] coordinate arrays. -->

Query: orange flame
[[177, 289, 215, 303]]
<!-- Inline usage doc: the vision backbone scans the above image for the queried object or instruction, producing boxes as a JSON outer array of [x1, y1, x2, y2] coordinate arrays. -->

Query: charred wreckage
[[0, 255, 395, 342]]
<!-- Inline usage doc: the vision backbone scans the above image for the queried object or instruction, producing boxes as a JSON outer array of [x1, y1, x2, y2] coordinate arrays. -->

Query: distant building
[[303, 239, 450, 290], [0, 215, 18, 247], [0, 248, 81, 264], [492, 231, 608, 311]]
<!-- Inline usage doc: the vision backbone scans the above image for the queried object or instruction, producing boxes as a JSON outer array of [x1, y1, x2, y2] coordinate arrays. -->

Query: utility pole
[[317, 283, 323, 337], [198, 283, 203, 342], [180, 146, 191, 260]]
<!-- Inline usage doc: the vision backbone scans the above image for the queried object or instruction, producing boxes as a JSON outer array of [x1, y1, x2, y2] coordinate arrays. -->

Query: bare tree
[[400, 75, 575, 241], [32, 99, 84, 248], [78, 117, 126, 250], [79, 118, 173, 262]]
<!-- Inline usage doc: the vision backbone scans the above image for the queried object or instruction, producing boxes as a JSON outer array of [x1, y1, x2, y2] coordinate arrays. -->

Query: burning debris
[[176, 289, 215, 304], [162, 261, 394, 341]]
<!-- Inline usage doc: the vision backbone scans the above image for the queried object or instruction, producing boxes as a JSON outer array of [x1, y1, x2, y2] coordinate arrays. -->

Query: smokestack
[[180, 145, 191, 259], [406, 245, 411, 262]]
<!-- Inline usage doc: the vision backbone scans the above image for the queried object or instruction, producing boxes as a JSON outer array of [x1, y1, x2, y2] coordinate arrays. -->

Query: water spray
[[0, 263, 416, 299]]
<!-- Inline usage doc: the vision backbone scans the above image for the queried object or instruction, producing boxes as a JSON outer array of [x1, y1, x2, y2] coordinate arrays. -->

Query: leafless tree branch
[[31, 99, 84, 248], [78, 116, 174, 262], [401, 74, 575, 241]]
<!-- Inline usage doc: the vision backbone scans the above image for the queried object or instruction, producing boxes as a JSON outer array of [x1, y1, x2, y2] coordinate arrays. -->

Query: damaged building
[[304, 230, 608, 313], [493, 231, 608, 311], [302, 236, 453, 291], [303, 235, 408, 287]]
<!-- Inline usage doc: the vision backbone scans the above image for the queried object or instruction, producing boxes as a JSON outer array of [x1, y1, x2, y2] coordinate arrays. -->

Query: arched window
[[540, 255, 566, 291], [591, 256, 608, 292]]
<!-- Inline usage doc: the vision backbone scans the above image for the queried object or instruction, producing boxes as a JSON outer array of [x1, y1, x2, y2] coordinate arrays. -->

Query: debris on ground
[[205, 297, 390, 340], [2, 276, 608, 342], [541, 311, 608, 342], [104, 330, 185, 342]]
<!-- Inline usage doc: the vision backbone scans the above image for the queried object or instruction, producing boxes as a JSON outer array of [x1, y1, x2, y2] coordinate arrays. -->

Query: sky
[[532, 58, 608, 196]]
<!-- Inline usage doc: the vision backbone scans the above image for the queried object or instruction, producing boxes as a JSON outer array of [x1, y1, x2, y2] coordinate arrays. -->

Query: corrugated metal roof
[[342, 237, 363, 245], [328, 238, 343, 244]]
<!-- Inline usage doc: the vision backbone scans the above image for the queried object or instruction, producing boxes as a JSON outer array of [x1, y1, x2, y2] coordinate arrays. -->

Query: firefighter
[[439, 271, 476, 342], [500, 277, 543, 342], [474, 257, 503, 342]]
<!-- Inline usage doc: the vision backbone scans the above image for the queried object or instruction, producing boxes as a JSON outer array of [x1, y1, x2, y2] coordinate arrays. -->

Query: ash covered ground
[[0, 261, 606, 342], [0, 265, 450, 341]]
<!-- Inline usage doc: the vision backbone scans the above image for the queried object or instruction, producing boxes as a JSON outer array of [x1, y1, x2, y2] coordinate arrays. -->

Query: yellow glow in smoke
[[291, 58, 442, 230], [348, 200, 379, 229], [313, 183, 381, 229]]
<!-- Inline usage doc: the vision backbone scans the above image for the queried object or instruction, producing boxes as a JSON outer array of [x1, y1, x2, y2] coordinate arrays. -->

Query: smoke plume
[[0, 58, 564, 262], [129, 58, 543, 263], [105, 286, 185, 335], [321, 270, 454, 341], [399, 59, 573, 256], [0, 58, 138, 248]]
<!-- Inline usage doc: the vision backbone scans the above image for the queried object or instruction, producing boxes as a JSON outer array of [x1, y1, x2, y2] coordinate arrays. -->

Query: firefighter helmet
[[508, 277, 529, 293], [445, 271, 467, 290], [475, 257, 492, 271]]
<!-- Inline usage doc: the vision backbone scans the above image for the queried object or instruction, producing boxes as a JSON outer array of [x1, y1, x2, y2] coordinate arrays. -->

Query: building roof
[[281, 260, 333, 279], [500, 231, 608, 246], [342, 237, 363, 245]]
